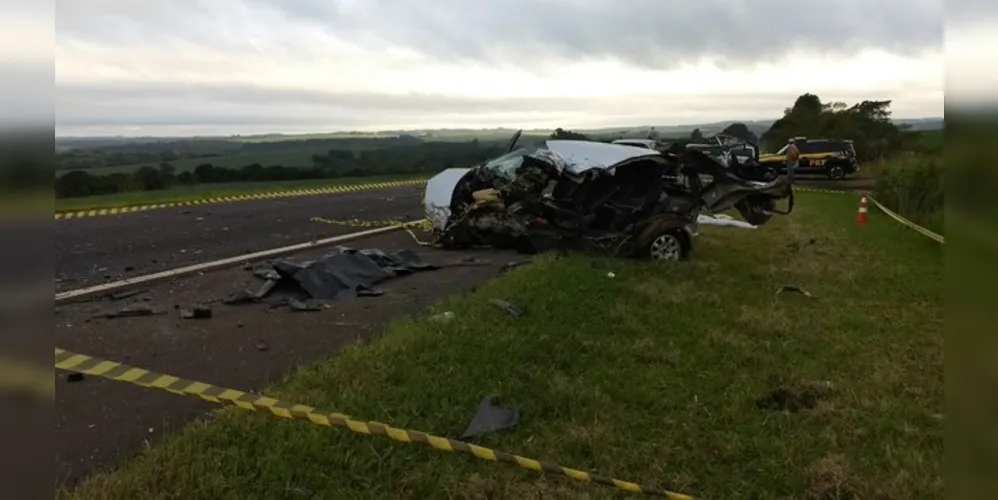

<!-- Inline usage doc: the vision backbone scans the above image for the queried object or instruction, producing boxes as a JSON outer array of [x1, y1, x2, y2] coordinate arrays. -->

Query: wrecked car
[[423, 130, 793, 261]]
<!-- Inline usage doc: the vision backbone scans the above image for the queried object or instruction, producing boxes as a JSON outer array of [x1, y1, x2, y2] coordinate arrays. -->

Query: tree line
[[759, 93, 937, 159], [55, 140, 505, 199], [56, 135, 425, 171]]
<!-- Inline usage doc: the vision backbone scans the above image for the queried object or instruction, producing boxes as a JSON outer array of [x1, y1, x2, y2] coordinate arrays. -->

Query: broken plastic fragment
[[179, 305, 212, 319], [288, 297, 321, 312], [94, 304, 162, 319], [488, 298, 524, 317], [431, 311, 455, 322], [776, 285, 814, 298], [459, 395, 520, 439]]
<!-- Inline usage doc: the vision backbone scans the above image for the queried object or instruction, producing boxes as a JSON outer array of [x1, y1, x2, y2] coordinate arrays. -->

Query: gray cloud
[[55, 0, 948, 134], [948, 0, 998, 24], [56, 0, 944, 68], [249, 0, 943, 68]]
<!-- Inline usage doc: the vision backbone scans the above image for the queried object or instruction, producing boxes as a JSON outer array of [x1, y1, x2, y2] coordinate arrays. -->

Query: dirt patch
[[756, 380, 834, 413], [807, 454, 860, 500]]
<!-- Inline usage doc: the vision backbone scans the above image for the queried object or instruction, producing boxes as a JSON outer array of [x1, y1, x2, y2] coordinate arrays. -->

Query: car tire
[[827, 165, 845, 180], [647, 230, 688, 261]]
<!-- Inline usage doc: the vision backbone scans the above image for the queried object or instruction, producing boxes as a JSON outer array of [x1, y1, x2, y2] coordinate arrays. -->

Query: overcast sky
[[47, 0, 970, 136]]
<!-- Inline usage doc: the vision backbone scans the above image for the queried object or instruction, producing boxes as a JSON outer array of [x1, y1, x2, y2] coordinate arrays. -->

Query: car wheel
[[827, 165, 845, 180], [648, 231, 686, 261]]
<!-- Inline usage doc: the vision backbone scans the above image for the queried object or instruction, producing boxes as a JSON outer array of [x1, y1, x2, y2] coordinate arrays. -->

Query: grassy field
[[54, 175, 425, 212], [56, 134, 553, 177], [61, 192, 942, 499], [59, 147, 343, 177]]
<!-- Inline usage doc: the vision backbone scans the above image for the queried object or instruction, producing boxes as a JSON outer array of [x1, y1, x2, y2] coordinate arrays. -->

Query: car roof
[[612, 138, 657, 147], [544, 140, 662, 175]]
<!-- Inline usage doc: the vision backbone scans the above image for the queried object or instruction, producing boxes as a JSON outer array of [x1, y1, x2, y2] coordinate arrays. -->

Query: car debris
[[488, 298, 524, 317], [227, 246, 440, 311], [288, 297, 321, 312], [460, 395, 520, 439], [179, 305, 213, 319], [105, 288, 149, 301], [422, 130, 793, 261], [92, 303, 164, 319], [430, 311, 456, 322], [776, 285, 815, 299], [697, 213, 757, 230]]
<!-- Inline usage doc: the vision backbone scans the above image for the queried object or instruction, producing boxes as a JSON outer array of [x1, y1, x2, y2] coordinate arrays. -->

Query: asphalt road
[[55, 231, 521, 488], [55, 186, 426, 292]]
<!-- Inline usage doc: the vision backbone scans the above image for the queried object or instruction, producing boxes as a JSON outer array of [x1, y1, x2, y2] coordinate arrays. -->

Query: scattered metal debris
[[222, 290, 258, 305], [288, 297, 321, 312], [488, 298, 524, 317], [93, 304, 164, 319], [460, 395, 520, 439], [777, 285, 815, 299], [179, 305, 213, 319], [254, 339, 269, 351], [106, 288, 149, 301], [422, 130, 794, 261], [697, 213, 757, 229], [431, 311, 455, 322]]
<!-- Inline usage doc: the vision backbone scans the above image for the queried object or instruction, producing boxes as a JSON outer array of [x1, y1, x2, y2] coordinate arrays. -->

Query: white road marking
[[55, 220, 427, 305]]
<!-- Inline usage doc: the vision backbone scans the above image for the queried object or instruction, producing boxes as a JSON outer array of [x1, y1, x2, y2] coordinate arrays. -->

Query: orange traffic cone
[[857, 194, 868, 225]]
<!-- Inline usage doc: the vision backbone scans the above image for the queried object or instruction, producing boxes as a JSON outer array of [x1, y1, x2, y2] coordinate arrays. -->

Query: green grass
[[61, 192, 942, 499], [54, 175, 425, 212]]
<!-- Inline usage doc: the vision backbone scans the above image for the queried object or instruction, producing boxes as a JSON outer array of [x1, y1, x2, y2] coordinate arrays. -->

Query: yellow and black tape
[[54, 347, 692, 498], [793, 186, 854, 195], [54, 179, 429, 221]]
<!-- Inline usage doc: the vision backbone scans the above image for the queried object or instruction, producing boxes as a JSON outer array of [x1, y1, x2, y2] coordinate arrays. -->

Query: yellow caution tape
[[54, 179, 429, 221], [54, 347, 692, 498], [793, 186, 853, 195], [791, 187, 944, 243], [867, 194, 944, 244]]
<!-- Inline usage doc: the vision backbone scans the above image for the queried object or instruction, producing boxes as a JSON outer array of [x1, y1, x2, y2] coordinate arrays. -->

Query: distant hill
[[55, 117, 943, 150]]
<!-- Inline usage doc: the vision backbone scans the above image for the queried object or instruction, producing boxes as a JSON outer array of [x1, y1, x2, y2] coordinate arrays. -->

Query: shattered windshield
[[482, 145, 541, 180]]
